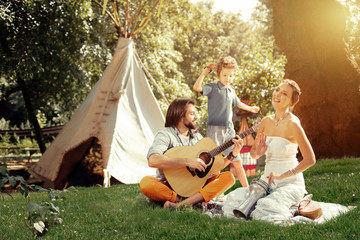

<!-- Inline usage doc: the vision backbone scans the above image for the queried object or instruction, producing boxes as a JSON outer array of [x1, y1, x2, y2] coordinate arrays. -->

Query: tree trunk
[[271, 0, 360, 158], [17, 74, 46, 154]]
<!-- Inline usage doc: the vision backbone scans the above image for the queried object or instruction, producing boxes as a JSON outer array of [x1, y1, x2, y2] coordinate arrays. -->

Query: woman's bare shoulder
[[288, 113, 305, 135], [289, 113, 301, 126], [258, 115, 272, 131], [262, 115, 273, 122], [261, 115, 274, 125]]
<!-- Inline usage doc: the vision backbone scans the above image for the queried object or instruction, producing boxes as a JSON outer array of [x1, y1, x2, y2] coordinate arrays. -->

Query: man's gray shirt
[[147, 127, 203, 180]]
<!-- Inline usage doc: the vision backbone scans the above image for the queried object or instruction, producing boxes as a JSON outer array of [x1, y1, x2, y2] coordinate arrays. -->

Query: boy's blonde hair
[[216, 56, 238, 76]]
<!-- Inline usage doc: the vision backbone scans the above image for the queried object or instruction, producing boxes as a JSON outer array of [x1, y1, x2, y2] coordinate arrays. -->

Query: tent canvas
[[29, 38, 165, 189]]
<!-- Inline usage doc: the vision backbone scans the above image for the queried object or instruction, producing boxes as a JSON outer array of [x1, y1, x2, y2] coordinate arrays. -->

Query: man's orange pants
[[139, 171, 235, 203]]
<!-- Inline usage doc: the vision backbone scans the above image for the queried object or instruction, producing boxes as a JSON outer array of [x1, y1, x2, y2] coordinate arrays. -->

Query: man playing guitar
[[139, 98, 244, 208]]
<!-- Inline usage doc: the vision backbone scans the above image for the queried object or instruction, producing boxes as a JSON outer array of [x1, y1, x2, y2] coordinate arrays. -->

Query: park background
[[1, 0, 359, 158], [0, 0, 359, 239]]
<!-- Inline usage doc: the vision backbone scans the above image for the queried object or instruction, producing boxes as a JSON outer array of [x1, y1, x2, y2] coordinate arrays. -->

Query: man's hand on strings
[[232, 135, 244, 156]]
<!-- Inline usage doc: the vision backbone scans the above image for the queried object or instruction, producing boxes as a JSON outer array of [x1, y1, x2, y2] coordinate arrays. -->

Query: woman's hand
[[255, 132, 268, 156], [232, 135, 244, 156], [267, 172, 281, 185]]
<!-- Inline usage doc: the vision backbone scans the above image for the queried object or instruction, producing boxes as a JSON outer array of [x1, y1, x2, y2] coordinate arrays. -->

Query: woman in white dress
[[223, 79, 316, 222]]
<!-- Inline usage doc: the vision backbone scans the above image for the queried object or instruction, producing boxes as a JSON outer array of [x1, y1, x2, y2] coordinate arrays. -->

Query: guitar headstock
[[251, 118, 262, 132]]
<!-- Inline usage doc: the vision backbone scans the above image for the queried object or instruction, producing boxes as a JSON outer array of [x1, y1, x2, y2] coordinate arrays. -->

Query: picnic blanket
[[202, 194, 355, 226]]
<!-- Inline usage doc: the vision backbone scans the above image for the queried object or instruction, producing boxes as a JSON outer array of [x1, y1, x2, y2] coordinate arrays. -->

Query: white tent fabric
[[29, 38, 164, 188]]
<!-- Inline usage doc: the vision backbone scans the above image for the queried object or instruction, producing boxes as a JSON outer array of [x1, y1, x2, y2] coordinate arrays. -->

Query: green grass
[[1, 158, 359, 239]]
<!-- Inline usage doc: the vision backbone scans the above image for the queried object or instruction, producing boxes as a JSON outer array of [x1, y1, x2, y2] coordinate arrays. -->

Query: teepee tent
[[29, 1, 166, 189]]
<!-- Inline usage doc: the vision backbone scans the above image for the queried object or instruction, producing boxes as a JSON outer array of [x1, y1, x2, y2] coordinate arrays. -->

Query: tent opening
[[46, 137, 121, 189]]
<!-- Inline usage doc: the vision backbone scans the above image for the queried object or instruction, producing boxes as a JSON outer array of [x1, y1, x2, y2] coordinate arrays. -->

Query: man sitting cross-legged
[[139, 97, 243, 208]]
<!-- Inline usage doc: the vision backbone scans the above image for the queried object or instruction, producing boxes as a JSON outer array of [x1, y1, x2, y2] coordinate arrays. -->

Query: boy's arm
[[193, 63, 215, 93], [237, 101, 260, 113]]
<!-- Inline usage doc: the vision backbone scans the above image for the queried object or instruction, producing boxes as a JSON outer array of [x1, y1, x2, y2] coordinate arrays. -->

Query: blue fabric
[[202, 81, 241, 128]]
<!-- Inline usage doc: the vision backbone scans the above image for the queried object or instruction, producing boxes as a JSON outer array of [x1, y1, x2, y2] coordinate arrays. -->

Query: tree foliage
[[0, 0, 110, 124], [343, 0, 360, 67], [116, 0, 287, 133], [270, 0, 360, 157], [2, 0, 358, 140], [0, 0, 287, 136]]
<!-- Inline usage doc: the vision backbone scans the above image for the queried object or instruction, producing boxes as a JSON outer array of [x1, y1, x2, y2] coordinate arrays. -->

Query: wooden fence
[[0, 125, 63, 137]]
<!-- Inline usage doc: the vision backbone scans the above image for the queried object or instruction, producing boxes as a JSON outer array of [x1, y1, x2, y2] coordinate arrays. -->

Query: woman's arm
[[267, 121, 316, 184], [290, 121, 316, 173]]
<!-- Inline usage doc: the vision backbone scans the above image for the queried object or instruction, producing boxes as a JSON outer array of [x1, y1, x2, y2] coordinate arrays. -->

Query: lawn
[[1, 157, 359, 239]]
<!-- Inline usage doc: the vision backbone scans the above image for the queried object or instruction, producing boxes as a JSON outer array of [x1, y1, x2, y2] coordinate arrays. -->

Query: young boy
[[193, 56, 259, 188]]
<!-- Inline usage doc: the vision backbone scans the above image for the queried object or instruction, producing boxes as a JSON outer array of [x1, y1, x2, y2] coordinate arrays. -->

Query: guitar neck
[[208, 127, 256, 158]]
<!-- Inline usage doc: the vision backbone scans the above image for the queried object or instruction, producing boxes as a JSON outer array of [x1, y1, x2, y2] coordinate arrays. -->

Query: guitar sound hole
[[199, 152, 210, 165]]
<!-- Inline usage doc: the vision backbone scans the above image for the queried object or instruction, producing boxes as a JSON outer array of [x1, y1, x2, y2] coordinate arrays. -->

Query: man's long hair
[[165, 98, 195, 128]]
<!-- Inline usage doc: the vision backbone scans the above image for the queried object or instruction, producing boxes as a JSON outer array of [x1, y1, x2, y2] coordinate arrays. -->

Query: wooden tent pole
[[134, 49, 169, 106], [92, 0, 168, 105], [92, 0, 122, 35]]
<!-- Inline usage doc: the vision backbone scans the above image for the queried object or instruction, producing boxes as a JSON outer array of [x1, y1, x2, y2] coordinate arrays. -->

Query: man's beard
[[184, 121, 196, 130]]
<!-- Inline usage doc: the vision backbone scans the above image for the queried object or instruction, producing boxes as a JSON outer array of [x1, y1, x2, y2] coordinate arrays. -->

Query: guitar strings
[[208, 127, 255, 157]]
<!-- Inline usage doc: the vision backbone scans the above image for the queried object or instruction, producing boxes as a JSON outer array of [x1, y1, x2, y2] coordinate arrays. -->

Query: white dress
[[223, 136, 307, 221]]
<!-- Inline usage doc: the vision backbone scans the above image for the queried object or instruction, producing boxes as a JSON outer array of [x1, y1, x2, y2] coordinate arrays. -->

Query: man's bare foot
[[163, 201, 177, 208], [175, 196, 183, 203]]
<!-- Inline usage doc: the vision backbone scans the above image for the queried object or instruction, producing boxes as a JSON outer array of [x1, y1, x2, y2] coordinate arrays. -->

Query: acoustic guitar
[[163, 119, 261, 197]]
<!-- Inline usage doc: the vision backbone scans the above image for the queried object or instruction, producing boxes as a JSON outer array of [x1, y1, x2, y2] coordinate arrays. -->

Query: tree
[[1, 0, 289, 144], [271, 0, 360, 158], [162, 1, 287, 132], [0, 0, 109, 152], [344, 0, 360, 67]]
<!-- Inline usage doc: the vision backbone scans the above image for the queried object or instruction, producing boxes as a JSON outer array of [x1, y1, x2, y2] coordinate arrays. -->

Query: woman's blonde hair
[[282, 79, 301, 111]]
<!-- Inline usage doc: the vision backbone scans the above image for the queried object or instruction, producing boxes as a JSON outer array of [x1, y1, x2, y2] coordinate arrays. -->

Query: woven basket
[[298, 199, 323, 220]]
